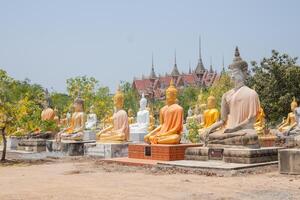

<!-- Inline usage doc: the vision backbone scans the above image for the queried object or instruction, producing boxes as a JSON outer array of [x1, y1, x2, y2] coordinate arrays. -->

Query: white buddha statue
[[130, 93, 150, 134], [85, 105, 97, 130]]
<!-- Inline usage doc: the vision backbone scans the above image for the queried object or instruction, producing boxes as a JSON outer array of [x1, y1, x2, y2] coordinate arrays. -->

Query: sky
[[0, 0, 299, 92]]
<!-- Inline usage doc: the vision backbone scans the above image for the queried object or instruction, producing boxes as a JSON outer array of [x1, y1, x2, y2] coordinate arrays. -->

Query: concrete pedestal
[[46, 140, 95, 156], [84, 142, 129, 158], [7, 137, 22, 150], [129, 132, 147, 142], [17, 139, 46, 152], [83, 130, 97, 141], [279, 149, 300, 175], [185, 147, 281, 164]]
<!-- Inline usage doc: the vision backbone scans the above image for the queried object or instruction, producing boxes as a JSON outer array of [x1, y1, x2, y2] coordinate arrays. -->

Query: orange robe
[[41, 108, 55, 121], [149, 104, 183, 144], [202, 108, 219, 128]]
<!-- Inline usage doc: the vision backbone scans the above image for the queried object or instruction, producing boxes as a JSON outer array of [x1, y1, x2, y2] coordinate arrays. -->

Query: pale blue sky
[[0, 0, 299, 92]]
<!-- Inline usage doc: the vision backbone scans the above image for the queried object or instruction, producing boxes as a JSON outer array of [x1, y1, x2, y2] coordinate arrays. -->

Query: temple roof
[[171, 63, 180, 76], [194, 36, 206, 74]]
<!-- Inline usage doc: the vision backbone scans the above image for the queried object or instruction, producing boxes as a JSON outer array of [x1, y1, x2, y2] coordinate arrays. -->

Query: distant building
[[132, 39, 220, 100]]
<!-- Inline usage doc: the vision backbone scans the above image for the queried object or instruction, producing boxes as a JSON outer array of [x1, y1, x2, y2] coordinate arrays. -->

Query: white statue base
[[83, 130, 97, 141], [84, 142, 130, 158], [129, 131, 148, 142]]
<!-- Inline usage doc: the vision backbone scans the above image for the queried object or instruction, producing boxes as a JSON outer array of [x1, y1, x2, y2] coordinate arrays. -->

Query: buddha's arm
[[148, 125, 162, 136], [279, 115, 290, 130], [98, 125, 113, 135], [74, 114, 86, 133], [224, 116, 256, 133]]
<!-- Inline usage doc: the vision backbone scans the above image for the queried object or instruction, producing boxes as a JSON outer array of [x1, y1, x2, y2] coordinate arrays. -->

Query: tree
[[120, 81, 139, 114], [66, 76, 98, 111], [208, 73, 233, 110], [247, 50, 300, 125], [178, 86, 202, 118], [94, 86, 113, 121], [51, 92, 72, 116]]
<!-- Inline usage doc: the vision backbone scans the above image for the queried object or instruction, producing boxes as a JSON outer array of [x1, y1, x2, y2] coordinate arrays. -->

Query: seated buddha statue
[[254, 107, 266, 135], [97, 87, 129, 142], [144, 80, 184, 145], [128, 109, 135, 125], [56, 95, 86, 141], [85, 105, 97, 130], [198, 94, 220, 136], [148, 107, 156, 132], [53, 108, 60, 126], [203, 47, 261, 148], [130, 93, 150, 134], [276, 97, 297, 135]]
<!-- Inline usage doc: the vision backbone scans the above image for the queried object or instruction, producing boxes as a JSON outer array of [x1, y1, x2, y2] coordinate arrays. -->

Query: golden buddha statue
[[198, 94, 220, 135], [97, 87, 129, 142], [144, 80, 184, 145], [128, 109, 135, 124], [254, 107, 266, 135], [56, 95, 86, 141], [277, 97, 298, 134], [148, 107, 156, 132]]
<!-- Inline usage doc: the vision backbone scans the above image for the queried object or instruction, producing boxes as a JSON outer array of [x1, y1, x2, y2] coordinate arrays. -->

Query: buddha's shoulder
[[118, 110, 128, 116], [172, 104, 183, 111]]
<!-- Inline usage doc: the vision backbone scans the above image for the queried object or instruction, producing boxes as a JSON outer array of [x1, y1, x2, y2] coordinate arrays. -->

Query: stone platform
[[279, 149, 300, 175], [46, 140, 95, 156], [17, 139, 47, 152], [128, 143, 202, 161], [84, 142, 129, 158], [185, 147, 282, 164]]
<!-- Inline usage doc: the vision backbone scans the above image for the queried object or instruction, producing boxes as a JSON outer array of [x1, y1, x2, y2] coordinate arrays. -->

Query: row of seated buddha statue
[[46, 47, 297, 150]]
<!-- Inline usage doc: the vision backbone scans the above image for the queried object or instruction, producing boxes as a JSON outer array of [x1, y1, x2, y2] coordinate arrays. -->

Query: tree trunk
[[1, 127, 6, 161]]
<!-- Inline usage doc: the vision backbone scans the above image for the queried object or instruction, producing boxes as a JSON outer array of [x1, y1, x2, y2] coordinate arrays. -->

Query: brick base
[[128, 143, 201, 161]]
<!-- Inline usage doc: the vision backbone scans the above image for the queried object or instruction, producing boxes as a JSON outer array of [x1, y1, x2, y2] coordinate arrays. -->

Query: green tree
[[66, 76, 98, 111], [94, 86, 113, 121], [120, 81, 139, 114], [247, 50, 300, 125], [208, 73, 233, 110], [51, 92, 72, 116], [178, 86, 202, 117]]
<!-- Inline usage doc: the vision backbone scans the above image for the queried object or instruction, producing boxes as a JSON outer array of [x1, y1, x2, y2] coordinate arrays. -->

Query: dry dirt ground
[[0, 158, 299, 200]]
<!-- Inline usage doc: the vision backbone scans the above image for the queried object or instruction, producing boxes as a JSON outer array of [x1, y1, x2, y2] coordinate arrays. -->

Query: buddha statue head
[[74, 94, 84, 112], [128, 108, 134, 117], [166, 79, 178, 106], [140, 93, 147, 111], [291, 97, 298, 112], [207, 94, 216, 109], [114, 86, 124, 110], [89, 105, 95, 114], [229, 47, 248, 85]]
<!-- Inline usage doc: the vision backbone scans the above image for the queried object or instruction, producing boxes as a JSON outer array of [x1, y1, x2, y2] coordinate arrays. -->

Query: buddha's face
[[207, 97, 216, 109], [114, 96, 124, 110], [230, 68, 245, 85], [74, 102, 83, 112]]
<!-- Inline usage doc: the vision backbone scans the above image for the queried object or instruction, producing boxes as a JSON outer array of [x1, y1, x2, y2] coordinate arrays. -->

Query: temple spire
[[171, 49, 180, 77], [199, 35, 202, 62], [194, 35, 206, 75], [149, 53, 157, 79], [209, 56, 213, 73]]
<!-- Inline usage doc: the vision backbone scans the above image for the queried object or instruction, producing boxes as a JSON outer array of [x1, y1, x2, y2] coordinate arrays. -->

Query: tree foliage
[[247, 50, 300, 125]]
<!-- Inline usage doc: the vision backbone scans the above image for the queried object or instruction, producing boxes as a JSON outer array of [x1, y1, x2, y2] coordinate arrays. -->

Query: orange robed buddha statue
[[56, 95, 86, 141], [97, 86, 129, 142], [203, 47, 261, 148], [144, 80, 184, 145]]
